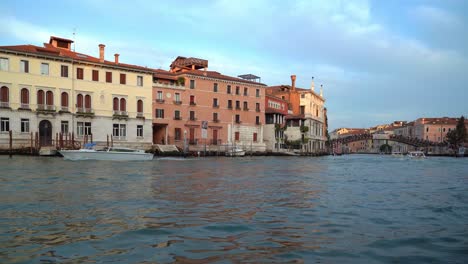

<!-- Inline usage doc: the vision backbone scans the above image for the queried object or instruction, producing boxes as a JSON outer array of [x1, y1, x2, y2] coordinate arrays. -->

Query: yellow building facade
[[0, 36, 153, 149]]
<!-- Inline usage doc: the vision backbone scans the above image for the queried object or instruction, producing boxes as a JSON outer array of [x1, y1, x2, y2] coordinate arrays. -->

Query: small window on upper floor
[[213, 83, 218, 92], [120, 73, 126, 84], [256, 89, 260, 97], [20, 60, 29, 73], [61, 65, 69, 77], [227, 85, 231, 94], [106, 72, 112, 83], [236, 86, 240, 95], [92, 70, 99, 81], [137, 76, 143, 86], [0, 58, 9, 71], [77, 68, 84, 79], [243, 87, 248, 96], [190, 80, 195, 89], [41, 63, 49, 75]]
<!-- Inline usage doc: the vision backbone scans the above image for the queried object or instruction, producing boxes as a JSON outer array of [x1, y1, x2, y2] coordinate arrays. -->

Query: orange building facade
[[152, 57, 267, 151]]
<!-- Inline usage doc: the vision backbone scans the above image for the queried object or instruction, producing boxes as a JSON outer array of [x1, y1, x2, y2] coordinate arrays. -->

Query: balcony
[[235, 120, 242, 124], [213, 119, 220, 123], [113, 110, 128, 119], [235, 106, 241, 110], [256, 108, 261, 112], [174, 116, 182, 120], [212, 104, 219, 108], [173, 100, 182, 105], [227, 105, 233, 109], [137, 112, 145, 119], [0, 101, 10, 108], [60, 106, 69, 112], [189, 117, 197, 121], [37, 104, 56, 112], [189, 102, 196, 106], [155, 99, 165, 103], [243, 107, 249, 111], [76, 107, 94, 117], [19, 103, 30, 110]]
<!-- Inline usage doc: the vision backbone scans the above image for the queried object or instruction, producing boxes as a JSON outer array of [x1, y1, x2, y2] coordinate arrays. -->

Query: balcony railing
[[173, 100, 182, 105], [212, 104, 219, 108], [235, 106, 241, 110], [243, 107, 249, 111], [77, 107, 94, 114], [0, 101, 10, 108], [227, 105, 233, 109], [113, 110, 128, 116], [156, 99, 165, 103], [137, 112, 144, 118], [174, 116, 182, 120], [189, 102, 196, 106], [20, 103, 30, 109], [37, 104, 56, 111], [189, 117, 197, 121], [60, 106, 69, 112], [213, 119, 220, 123]]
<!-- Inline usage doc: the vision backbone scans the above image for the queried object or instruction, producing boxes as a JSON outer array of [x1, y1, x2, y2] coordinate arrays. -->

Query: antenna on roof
[[72, 28, 76, 52]]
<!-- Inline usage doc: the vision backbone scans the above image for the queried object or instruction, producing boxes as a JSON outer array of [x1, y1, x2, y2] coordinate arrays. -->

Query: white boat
[[225, 146, 245, 157], [59, 145, 153, 161], [407, 151, 426, 159]]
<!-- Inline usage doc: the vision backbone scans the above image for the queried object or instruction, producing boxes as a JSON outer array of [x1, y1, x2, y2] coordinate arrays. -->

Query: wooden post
[[55, 133, 58, 148], [35, 132, 39, 149], [9, 130, 12, 158], [59, 133, 63, 149], [90, 133, 93, 143], [72, 132, 75, 146], [107, 134, 109, 147], [30, 132, 33, 155], [111, 135, 114, 147]]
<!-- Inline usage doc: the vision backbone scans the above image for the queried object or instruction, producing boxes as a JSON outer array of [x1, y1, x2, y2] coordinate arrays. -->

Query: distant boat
[[225, 146, 245, 157], [407, 151, 426, 159], [391, 151, 404, 157], [59, 144, 153, 161]]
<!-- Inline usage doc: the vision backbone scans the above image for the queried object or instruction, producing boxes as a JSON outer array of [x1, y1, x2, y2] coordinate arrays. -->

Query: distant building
[[264, 94, 289, 151], [413, 117, 459, 143]]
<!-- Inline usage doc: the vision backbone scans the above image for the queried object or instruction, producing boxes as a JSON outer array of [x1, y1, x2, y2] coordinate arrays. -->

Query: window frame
[[20, 60, 29, 73], [40, 63, 49, 75], [21, 118, 30, 133]]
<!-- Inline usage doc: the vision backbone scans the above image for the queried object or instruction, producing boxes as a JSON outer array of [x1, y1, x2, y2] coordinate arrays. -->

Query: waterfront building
[[0, 36, 153, 149], [413, 117, 459, 143], [152, 57, 267, 152], [264, 94, 289, 151], [266, 75, 327, 153]]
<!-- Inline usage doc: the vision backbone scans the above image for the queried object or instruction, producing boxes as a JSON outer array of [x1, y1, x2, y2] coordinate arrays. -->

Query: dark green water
[[0, 155, 467, 263]]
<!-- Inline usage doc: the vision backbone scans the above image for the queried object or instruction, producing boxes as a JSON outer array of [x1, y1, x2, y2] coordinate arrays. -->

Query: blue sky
[[1, 0, 467, 130]]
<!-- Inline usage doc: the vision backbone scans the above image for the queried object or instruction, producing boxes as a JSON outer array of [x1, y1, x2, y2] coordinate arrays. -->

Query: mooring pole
[[9, 130, 13, 158]]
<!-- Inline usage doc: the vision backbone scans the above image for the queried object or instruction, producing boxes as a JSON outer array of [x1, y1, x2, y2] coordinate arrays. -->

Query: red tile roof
[[180, 70, 267, 86], [0, 43, 152, 72]]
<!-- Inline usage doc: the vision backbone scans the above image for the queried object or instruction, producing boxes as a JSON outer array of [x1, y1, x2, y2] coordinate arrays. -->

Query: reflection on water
[[1, 155, 467, 263]]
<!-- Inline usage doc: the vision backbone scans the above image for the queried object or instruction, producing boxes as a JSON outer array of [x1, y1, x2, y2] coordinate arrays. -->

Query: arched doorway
[[39, 120, 52, 146]]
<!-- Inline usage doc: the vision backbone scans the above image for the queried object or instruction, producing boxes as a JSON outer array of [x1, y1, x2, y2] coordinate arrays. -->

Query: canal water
[[0, 155, 467, 263]]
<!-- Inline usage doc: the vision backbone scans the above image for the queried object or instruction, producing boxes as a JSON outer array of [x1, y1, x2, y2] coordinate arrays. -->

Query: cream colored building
[[0, 36, 153, 149]]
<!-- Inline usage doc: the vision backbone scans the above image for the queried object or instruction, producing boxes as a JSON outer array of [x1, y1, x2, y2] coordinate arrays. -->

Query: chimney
[[99, 44, 105, 62], [291, 75, 296, 91], [114, 53, 119, 64], [320, 84, 323, 97], [310, 76, 315, 92]]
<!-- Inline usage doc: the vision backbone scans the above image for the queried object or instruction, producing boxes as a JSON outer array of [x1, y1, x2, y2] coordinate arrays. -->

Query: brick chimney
[[310, 76, 315, 92], [291, 75, 296, 91], [114, 53, 119, 64], [99, 44, 105, 62]]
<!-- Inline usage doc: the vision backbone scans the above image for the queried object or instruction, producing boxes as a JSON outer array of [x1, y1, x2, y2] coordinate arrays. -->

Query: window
[[213, 83, 218, 92], [61, 121, 69, 134], [426, 127, 429, 132], [236, 86, 240, 95], [120, 73, 126, 84], [190, 95, 195, 105], [228, 100, 232, 109], [120, 98, 126, 112], [256, 89, 260, 97], [156, 109, 164, 118], [41, 63, 49, 75], [243, 101, 248, 110], [77, 68, 84, 79], [92, 70, 99, 81], [20, 88, 29, 108], [61, 65, 68, 77], [244, 87, 248, 96], [137, 100, 143, 114], [256, 116, 260, 125], [46, 91, 54, 106], [0, 58, 8, 71], [253, 132, 258, 142], [137, 76, 143, 86], [174, 110, 181, 119], [20, 60, 29, 73], [157, 91, 163, 101], [77, 94, 83, 109], [61, 92, 69, 110], [301, 94, 305, 98], [256, 103, 260, 112], [77, 122, 92, 136], [175, 93, 181, 103], [175, 128, 182, 140], [137, 125, 143, 137], [0, 86, 9, 106], [21, 119, 29, 133], [37, 90, 44, 106], [106, 71, 112, 83], [227, 85, 231, 94], [300, 106, 305, 115], [113, 124, 126, 138], [85, 95, 91, 109], [213, 98, 218, 107], [213, 112, 218, 121], [0, 117, 9, 132], [190, 80, 195, 89], [190, 111, 196, 120], [235, 131, 240, 141], [235, 100, 240, 109], [235, 114, 240, 123]]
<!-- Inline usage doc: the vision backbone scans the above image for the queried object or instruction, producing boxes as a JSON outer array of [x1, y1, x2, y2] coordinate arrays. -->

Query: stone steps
[[155, 144, 179, 153]]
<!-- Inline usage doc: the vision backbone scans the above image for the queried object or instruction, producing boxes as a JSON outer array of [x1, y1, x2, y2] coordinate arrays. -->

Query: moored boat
[[59, 145, 153, 161], [225, 146, 245, 157], [407, 151, 426, 159]]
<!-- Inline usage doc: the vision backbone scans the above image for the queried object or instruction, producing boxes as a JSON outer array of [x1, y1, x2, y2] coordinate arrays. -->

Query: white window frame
[[21, 118, 30, 133], [77, 122, 92, 136], [61, 121, 69, 134], [20, 60, 29, 73], [41, 63, 49, 75], [0, 58, 9, 71], [113, 123, 127, 139], [156, 109, 164, 118], [137, 125, 143, 137], [137, 76, 143, 86], [1, 117, 10, 132], [157, 91, 163, 100], [175, 93, 181, 102]]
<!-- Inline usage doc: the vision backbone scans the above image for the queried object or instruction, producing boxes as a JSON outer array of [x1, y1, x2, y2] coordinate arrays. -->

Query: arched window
[[77, 94, 83, 108], [0, 86, 9, 107], [113, 97, 119, 111], [61, 92, 69, 108], [120, 98, 126, 112], [85, 95, 91, 109], [46, 91, 53, 106], [137, 99, 143, 113], [21, 88, 29, 106], [37, 90, 45, 105]]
